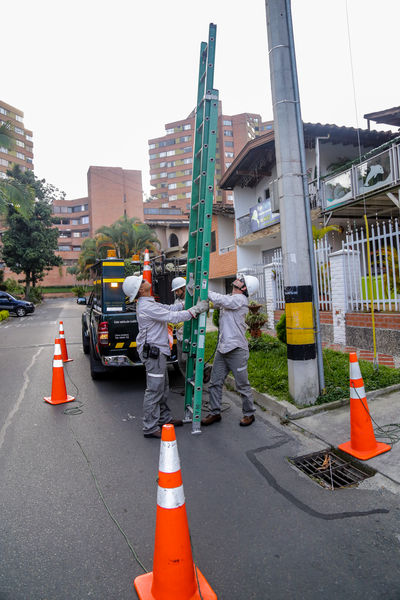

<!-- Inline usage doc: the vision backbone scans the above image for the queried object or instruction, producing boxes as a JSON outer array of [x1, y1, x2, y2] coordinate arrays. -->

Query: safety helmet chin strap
[[237, 274, 249, 297]]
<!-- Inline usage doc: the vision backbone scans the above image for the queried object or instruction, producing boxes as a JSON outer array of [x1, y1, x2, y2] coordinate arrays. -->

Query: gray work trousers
[[176, 339, 187, 377], [208, 347, 255, 416], [139, 351, 171, 434]]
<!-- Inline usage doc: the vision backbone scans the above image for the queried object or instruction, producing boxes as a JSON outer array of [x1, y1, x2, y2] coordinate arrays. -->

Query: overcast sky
[[3, 0, 399, 200]]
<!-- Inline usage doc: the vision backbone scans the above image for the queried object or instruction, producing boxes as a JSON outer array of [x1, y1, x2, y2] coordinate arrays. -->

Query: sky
[[3, 0, 399, 201]]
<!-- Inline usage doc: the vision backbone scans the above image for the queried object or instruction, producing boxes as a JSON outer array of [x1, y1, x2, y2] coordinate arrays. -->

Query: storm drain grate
[[290, 450, 374, 490]]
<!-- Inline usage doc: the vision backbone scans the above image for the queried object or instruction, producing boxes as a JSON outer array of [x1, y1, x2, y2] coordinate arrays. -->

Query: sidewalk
[[225, 373, 400, 489]]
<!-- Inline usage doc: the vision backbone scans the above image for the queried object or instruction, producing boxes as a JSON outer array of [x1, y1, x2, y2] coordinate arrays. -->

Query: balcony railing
[[321, 142, 400, 211]]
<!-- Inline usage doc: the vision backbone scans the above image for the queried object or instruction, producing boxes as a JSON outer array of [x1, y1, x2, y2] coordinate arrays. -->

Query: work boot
[[201, 413, 221, 426], [239, 415, 255, 427], [165, 418, 183, 427], [144, 429, 162, 438]]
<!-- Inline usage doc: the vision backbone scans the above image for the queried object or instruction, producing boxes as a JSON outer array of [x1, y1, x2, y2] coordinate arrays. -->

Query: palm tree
[[312, 224, 342, 241], [95, 216, 160, 258], [0, 122, 34, 216]]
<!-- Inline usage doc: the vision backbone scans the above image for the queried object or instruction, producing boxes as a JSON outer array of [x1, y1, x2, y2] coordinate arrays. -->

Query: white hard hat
[[171, 276, 186, 292], [243, 275, 259, 297], [122, 275, 143, 301]]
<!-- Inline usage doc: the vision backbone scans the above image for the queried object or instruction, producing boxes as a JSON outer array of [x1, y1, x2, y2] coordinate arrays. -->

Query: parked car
[[0, 291, 35, 317]]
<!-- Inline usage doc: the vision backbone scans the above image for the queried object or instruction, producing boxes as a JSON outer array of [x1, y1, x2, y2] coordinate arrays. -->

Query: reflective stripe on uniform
[[157, 485, 185, 509], [236, 365, 247, 372], [148, 373, 164, 378]]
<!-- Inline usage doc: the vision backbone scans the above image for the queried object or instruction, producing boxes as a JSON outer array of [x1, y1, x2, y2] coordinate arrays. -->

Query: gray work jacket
[[136, 296, 192, 356], [208, 291, 249, 354]]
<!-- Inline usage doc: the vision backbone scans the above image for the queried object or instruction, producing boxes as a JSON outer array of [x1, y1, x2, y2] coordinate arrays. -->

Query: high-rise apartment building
[[0, 100, 34, 177], [147, 103, 272, 211]]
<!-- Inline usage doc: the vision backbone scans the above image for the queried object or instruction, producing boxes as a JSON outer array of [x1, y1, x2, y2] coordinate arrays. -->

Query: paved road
[[0, 298, 399, 599]]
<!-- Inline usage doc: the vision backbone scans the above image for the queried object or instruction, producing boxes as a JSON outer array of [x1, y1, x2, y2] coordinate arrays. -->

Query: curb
[[225, 375, 400, 421]]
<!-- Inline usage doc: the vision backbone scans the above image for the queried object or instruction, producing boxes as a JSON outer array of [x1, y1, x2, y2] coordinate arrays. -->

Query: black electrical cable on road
[[62, 363, 149, 574]]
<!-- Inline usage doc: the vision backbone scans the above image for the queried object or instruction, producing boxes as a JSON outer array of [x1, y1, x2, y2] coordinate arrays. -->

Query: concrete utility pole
[[265, 0, 320, 405]]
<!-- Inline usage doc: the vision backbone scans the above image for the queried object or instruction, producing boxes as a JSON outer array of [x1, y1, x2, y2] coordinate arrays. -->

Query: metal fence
[[267, 219, 400, 313], [269, 240, 332, 311], [343, 218, 400, 312]]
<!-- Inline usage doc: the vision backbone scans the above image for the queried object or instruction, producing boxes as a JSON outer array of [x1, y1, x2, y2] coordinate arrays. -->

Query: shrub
[[28, 287, 43, 304], [4, 278, 24, 297], [0, 310, 10, 321], [276, 312, 287, 345], [212, 308, 220, 328], [72, 285, 89, 297]]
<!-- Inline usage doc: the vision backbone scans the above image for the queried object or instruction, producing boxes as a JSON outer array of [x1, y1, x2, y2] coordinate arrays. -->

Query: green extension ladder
[[182, 23, 219, 434]]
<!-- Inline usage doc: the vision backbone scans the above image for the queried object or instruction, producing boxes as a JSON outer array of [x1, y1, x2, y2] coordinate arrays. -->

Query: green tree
[[1, 200, 62, 298], [95, 215, 160, 258], [0, 123, 34, 216], [312, 224, 342, 241]]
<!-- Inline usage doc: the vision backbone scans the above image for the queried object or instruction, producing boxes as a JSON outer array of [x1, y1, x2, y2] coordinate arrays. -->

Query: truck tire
[[89, 340, 108, 380], [82, 326, 90, 354]]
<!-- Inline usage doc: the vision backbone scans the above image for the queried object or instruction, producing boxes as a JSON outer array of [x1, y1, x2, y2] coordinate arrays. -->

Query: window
[[184, 169, 192, 175], [71, 219, 79, 225], [149, 143, 156, 149], [0, 107, 7, 115], [224, 130, 233, 137], [183, 146, 191, 153], [166, 128, 174, 134], [224, 141, 234, 147], [168, 183, 177, 189], [169, 194, 177, 201], [167, 161, 176, 168], [166, 150, 175, 156], [0, 172, 7, 179], [16, 152, 24, 160], [73, 232, 80, 237], [0, 147, 8, 154], [150, 153, 157, 159], [81, 216, 89, 224], [58, 245, 71, 252], [144, 207, 182, 215], [210, 231, 216, 253], [16, 140, 24, 148], [81, 230, 90, 238], [223, 120, 232, 126], [26, 135, 33, 141], [15, 114, 23, 122], [14, 127, 24, 135], [225, 162, 232, 168], [72, 246, 81, 251], [185, 181, 191, 187], [183, 124, 191, 130], [26, 158, 33, 164], [183, 158, 192, 164], [185, 192, 191, 198], [167, 172, 176, 178], [0, 158, 9, 166], [225, 152, 234, 158], [179, 136, 191, 143], [159, 152, 166, 158], [169, 233, 179, 247]]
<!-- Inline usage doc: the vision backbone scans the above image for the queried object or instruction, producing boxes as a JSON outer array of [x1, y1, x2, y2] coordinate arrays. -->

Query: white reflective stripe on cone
[[350, 386, 366, 400], [53, 359, 64, 368], [159, 440, 180, 473], [55, 344, 62, 355], [157, 485, 185, 509], [350, 363, 362, 380]]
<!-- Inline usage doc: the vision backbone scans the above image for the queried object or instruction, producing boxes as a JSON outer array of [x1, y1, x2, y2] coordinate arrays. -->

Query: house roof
[[364, 106, 400, 128], [219, 123, 397, 190]]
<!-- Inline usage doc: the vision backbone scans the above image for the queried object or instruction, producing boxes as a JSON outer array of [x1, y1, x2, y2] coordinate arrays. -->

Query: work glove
[[188, 299, 209, 318]]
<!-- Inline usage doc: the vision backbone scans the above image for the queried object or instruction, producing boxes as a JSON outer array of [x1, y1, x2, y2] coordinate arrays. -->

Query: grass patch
[[42, 286, 75, 293], [205, 331, 400, 407]]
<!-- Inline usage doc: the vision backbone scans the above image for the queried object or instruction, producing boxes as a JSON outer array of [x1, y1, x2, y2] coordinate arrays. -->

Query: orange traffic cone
[[59, 321, 73, 362], [44, 338, 75, 405], [134, 424, 217, 600], [338, 352, 390, 460], [142, 248, 152, 295]]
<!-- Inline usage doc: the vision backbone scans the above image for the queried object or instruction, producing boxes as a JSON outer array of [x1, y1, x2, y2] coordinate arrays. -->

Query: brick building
[[146, 104, 272, 289], [0, 100, 34, 178]]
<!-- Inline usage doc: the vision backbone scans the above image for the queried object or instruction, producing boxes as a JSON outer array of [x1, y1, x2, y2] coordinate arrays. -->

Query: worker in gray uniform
[[201, 274, 259, 427], [123, 275, 209, 439], [170, 276, 186, 377]]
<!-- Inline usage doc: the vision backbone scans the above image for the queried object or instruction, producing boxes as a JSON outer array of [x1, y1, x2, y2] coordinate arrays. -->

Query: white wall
[[217, 215, 235, 251]]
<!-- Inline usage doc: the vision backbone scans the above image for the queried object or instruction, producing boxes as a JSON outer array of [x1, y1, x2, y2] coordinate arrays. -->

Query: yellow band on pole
[[364, 214, 377, 365]]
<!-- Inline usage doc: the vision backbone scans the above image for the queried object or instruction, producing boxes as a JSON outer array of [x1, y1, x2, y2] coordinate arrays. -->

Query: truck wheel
[[89, 340, 107, 380], [82, 327, 90, 354]]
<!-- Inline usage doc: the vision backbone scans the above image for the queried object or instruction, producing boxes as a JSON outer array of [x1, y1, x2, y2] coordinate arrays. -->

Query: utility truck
[[78, 253, 185, 379]]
